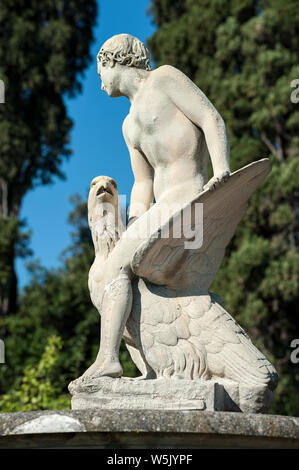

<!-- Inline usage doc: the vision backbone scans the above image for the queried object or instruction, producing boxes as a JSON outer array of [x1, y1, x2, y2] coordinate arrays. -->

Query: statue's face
[[88, 175, 118, 228], [97, 59, 121, 97], [89, 176, 118, 205]]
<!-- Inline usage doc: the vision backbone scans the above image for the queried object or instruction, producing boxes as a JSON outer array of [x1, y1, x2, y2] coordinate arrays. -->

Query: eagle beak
[[96, 185, 113, 197]]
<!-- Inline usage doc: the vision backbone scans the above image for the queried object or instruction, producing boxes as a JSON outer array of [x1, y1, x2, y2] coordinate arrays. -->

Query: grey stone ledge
[[0, 409, 298, 449]]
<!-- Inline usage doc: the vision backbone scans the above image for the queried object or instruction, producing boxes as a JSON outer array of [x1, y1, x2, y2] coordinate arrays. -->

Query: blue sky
[[16, 0, 156, 288]]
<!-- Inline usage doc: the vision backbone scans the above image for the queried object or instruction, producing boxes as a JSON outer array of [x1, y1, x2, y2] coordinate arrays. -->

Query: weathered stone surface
[[0, 410, 298, 449], [70, 377, 227, 411], [10, 414, 86, 434]]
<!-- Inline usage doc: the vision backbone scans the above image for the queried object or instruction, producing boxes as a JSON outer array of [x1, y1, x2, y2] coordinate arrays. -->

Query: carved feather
[[126, 279, 277, 389]]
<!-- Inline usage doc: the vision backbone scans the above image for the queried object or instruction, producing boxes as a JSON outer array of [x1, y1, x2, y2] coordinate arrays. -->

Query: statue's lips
[[96, 186, 113, 197]]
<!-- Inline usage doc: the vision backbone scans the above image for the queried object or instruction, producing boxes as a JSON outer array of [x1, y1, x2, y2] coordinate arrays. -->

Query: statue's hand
[[203, 170, 230, 191]]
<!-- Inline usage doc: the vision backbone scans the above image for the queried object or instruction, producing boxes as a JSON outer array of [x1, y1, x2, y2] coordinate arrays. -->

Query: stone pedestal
[[69, 376, 275, 414], [0, 409, 298, 449], [69, 377, 234, 411]]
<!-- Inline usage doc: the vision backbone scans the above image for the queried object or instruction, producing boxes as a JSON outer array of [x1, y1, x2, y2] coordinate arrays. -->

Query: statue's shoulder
[[150, 64, 181, 84], [150, 65, 190, 94], [152, 65, 181, 78], [153, 64, 177, 74]]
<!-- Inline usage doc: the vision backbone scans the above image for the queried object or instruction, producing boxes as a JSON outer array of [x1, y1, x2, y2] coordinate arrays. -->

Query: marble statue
[[69, 34, 278, 413]]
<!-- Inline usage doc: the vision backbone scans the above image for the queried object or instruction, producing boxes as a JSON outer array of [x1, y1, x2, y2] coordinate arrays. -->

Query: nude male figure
[[82, 33, 230, 380]]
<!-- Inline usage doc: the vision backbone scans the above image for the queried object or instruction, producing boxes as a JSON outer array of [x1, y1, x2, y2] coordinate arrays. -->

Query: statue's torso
[[123, 69, 209, 204]]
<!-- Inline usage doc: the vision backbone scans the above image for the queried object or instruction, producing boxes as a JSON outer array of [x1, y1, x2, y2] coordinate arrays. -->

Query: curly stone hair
[[97, 33, 152, 71]]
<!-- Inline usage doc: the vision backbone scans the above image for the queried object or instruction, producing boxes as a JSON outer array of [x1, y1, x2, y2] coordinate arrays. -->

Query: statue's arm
[[158, 65, 230, 189], [123, 121, 154, 220]]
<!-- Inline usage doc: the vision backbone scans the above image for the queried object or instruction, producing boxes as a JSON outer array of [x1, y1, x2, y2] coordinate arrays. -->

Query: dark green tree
[[0, 0, 97, 315], [148, 0, 299, 416]]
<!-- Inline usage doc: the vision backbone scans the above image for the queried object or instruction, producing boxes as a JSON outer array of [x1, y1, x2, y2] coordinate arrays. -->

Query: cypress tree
[[0, 0, 97, 316]]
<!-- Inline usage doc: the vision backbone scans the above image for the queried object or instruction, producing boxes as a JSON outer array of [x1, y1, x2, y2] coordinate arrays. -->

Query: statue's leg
[[82, 222, 147, 380], [82, 202, 181, 381], [97, 274, 133, 378], [82, 272, 133, 380]]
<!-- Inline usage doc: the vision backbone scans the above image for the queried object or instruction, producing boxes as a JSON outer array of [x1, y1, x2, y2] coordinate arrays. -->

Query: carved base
[[69, 377, 244, 412]]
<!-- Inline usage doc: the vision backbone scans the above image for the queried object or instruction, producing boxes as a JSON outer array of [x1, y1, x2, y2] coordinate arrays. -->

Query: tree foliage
[[148, 0, 299, 416], [0, 335, 70, 412], [0, 0, 97, 314]]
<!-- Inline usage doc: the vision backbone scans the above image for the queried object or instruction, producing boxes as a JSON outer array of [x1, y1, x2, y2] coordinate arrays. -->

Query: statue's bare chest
[[124, 91, 173, 150]]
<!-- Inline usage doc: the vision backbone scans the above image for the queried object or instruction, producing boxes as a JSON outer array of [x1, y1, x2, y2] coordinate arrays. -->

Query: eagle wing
[[131, 159, 271, 290]]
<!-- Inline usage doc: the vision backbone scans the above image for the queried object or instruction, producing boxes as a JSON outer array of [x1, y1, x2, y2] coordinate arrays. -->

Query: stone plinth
[[69, 377, 232, 411], [0, 410, 298, 449]]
